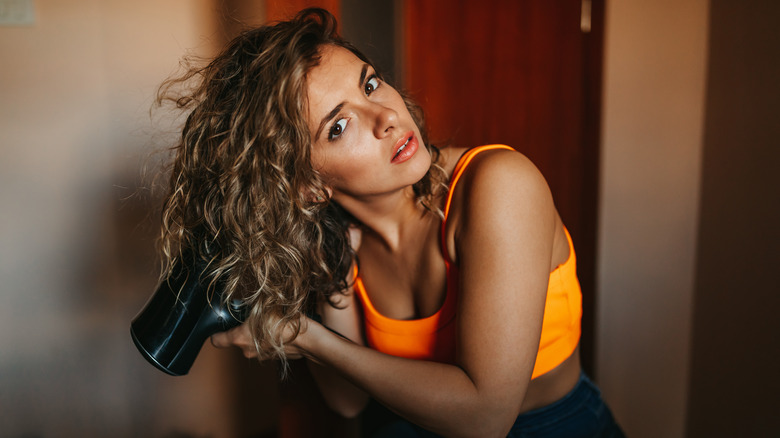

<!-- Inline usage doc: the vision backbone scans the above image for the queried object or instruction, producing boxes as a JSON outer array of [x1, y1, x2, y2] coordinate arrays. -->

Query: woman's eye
[[328, 118, 347, 140], [365, 75, 380, 96]]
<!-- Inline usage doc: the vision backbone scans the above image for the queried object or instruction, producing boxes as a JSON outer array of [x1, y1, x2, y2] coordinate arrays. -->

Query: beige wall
[[0, 1, 280, 437], [596, 1, 709, 437]]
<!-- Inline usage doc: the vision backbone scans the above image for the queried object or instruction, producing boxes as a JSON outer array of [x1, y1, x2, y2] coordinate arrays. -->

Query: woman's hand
[[210, 323, 258, 358], [210, 316, 313, 360]]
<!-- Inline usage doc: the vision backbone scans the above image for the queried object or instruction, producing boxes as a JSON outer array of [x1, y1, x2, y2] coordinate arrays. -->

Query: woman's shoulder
[[442, 144, 545, 190]]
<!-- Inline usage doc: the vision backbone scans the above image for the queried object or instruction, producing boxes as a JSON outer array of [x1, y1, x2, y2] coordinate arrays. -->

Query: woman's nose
[[372, 104, 398, 138]]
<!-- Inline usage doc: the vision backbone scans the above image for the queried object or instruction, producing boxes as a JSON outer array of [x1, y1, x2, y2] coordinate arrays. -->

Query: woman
[[158, 8, 624, 437]]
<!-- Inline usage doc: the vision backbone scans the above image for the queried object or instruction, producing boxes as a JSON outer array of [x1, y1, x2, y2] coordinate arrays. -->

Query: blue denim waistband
[[509, 372, 624, 437]]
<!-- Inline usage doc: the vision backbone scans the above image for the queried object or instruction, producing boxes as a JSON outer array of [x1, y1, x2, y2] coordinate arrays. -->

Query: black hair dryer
[[130, 255, 244, 376]]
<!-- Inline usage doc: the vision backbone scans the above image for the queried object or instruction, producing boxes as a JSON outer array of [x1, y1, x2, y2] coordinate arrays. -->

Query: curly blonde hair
[[155, 8, 447, 366]]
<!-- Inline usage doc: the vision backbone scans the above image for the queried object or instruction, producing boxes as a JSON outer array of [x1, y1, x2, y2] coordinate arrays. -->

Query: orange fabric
[[354, 145, 582, 379]]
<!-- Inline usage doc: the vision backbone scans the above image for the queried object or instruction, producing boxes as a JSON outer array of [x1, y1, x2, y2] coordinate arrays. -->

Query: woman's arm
[[306, 283, 370, 417], [305, 224, 370, 417], [297, 149, 557, 437]]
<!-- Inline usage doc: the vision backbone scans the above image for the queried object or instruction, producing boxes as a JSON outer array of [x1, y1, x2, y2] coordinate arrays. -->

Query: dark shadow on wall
[[686, 0, 780, 436]]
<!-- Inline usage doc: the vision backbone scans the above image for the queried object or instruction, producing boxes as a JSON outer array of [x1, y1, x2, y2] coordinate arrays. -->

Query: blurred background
[[0, 0, 777, 437]]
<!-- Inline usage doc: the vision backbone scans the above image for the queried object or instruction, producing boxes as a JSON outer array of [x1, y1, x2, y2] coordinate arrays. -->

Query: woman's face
[[306, 45, 431, 203]]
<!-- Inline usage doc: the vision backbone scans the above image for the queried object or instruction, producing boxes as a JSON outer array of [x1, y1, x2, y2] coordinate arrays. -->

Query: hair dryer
[[130, 253, 245, 376]]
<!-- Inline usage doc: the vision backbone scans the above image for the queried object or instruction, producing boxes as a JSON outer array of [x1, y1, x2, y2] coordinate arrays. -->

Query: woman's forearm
[[302, 323, 524, 438]]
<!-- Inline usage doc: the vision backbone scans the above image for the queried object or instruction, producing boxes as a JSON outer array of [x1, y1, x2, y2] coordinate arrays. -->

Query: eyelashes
[[365, 75, 380, 96], [327, 73, 382, 141], [329, 119, 347, 140]]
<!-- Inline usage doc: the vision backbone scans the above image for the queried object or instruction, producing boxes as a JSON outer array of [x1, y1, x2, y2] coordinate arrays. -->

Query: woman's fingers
[[210, 331, 230, 348], [209, 317, 315, 360], [210, 324, 257, 358]]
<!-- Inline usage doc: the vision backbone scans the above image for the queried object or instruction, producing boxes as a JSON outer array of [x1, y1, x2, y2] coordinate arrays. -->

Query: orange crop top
[[354, 145, 582, 379]]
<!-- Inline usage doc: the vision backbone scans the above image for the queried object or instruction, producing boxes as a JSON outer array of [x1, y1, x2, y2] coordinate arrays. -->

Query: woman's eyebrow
[[314, 64, 371, 139]]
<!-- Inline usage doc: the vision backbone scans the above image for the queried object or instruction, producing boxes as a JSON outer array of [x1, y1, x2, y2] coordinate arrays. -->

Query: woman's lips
[[391, 132, 418, 164]]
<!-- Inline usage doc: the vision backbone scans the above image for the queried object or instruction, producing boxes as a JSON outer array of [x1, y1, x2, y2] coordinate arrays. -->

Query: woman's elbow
[[457, 403, 519, 438], [454, 422, 514, 438], [323, 395, 369, 419], [457, 420, 514, 438]]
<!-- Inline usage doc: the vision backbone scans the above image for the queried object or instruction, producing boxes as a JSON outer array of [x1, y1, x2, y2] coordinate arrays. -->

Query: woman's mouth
[[391, 133, 418, 164]]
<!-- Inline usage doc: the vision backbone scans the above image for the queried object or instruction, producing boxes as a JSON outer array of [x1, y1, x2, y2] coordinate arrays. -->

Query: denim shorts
[[507, 373, 625, 437], [371, 372, 625, 438]]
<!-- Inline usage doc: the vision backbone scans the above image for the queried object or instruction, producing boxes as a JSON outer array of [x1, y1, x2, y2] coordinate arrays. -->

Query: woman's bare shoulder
[[455, 146, 549, 201], [439, 145, 540, 179]]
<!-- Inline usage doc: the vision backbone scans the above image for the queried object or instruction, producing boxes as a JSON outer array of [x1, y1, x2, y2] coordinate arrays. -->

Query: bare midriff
[[520, 345, 581, 413]]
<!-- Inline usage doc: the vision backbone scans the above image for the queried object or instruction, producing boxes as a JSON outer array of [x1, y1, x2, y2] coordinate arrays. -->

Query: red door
[[402, 0, 604, 373]]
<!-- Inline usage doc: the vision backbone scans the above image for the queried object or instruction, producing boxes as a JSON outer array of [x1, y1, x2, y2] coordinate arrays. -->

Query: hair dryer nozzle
[[130, 254, 244, 376]]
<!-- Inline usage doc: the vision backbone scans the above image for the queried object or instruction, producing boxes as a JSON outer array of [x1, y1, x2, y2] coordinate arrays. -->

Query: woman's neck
[[336, 186, 430, 253]]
